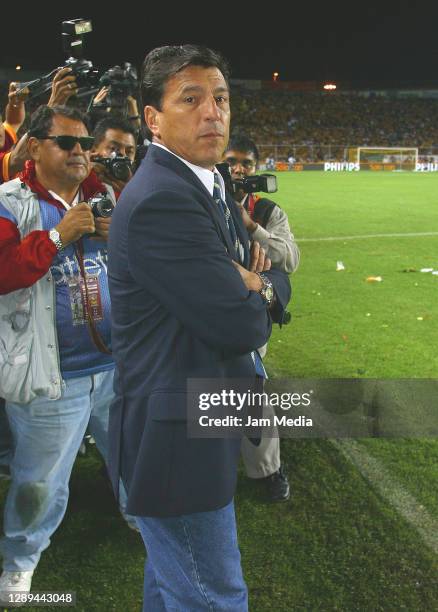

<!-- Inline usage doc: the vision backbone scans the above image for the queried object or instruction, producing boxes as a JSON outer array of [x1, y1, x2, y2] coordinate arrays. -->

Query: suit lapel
[[150, 146, 238, 261]]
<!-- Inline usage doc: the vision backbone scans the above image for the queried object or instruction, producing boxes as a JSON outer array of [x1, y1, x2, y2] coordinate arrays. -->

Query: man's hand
[[92, 161, 129, 193], [8, 133, 31, 176], [232, 262, 263, 292], [55, 203, 95, 246], [6, 82, 29, 131], [249, 241, 271, 273], [127, 95, 141, 129], [92, 86, 109, 106], [232, 242, 271, 291], [47, 68, 78, 107], [92, 217, 111, 241], [237, 203, 258, 234]]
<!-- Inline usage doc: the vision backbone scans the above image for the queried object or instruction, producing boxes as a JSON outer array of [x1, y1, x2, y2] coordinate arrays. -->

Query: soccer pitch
[[269, 170, 438, 379], [0, 171, 437, 611]]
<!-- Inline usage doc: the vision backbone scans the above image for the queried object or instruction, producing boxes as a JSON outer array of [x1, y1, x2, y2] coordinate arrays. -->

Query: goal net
[[352, 147, 418, 171]]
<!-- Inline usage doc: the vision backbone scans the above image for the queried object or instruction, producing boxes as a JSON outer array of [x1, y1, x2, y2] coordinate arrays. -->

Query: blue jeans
[[135, 500, 248, 611], [0, 399, 12, 467], [1, 368, 125, 572]]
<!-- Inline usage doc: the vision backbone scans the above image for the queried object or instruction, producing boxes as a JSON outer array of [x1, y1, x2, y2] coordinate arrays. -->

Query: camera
[[15, 18, 98, 100], [92, 153, 133, 182], [232, 174, 277, 195], [60, 18, 98, 95], [98, 63, 138, 108], [62, 57, 97, 92], [216, 163, 278, 195], [87, 193, 114, 218]]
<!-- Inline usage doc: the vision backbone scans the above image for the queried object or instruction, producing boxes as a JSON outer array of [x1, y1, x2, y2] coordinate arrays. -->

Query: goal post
[[351, 147, 418, 171]]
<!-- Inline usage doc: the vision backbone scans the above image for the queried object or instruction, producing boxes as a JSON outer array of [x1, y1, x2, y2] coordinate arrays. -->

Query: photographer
[[0, 104, 127, 603], [224, 134, 300, 275], [91, 116, 137, 194], [223, 134, 300, 503], [90, 63, 141, 132]]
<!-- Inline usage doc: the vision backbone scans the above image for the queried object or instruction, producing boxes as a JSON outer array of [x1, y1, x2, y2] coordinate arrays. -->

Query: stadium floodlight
[[354, 147, 418, 171], [324, 83, 337, 90]]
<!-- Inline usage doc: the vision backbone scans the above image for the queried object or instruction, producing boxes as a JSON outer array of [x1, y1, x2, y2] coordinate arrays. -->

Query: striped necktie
[[213, 174, 242, 264]]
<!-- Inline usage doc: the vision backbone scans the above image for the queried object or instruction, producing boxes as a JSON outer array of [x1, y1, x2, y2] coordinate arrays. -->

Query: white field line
[[297, 232, 438, 242], [332, 439, 438, 556]]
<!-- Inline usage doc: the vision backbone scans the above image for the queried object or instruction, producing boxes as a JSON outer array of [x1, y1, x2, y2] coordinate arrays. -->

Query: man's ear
[[27, 137, 41, 161], [144, 106, 161, 139]]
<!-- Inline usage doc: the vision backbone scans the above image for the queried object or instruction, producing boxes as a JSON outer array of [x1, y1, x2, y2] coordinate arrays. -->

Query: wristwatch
[[256, 272, 274, 306], [49, 228, 64, 252]]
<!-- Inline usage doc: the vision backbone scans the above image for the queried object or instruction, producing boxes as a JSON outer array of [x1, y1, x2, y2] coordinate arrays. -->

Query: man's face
[[92, 128, 136, 162], [224, 149, 257, 200], [145, 65, 230, 169], [224, 149, 257, 180], [30, 115, 90, 186]]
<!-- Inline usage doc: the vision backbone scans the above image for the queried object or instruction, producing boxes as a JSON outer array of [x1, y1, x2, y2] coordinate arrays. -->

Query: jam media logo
[[324, 162, 360, 172]]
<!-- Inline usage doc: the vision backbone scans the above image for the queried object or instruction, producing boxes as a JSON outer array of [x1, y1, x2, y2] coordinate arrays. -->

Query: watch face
[[265, 286, 274, 301]]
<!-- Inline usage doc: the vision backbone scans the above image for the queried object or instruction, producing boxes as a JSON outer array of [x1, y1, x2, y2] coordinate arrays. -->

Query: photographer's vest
[[0, 179, 62, 402], [244, 194, 277, 229], [0, 176, 116, 403]]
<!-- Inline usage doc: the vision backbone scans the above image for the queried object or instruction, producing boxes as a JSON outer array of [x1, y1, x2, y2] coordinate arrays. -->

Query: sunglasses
[[225, 156, 256, 169], [40, 135, 95, 151]]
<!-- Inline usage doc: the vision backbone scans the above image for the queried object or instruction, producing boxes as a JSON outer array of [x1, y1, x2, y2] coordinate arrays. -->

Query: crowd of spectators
[[231, 89, 438, 152], [4, 79, 438, 160]]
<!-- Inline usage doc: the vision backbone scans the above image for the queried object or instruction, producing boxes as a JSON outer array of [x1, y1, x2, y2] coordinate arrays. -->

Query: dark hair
[[226, 133, 259, 163], [93, 116, 137, 147], [141, 44, 230, 110], [28, 105, 89, 139]]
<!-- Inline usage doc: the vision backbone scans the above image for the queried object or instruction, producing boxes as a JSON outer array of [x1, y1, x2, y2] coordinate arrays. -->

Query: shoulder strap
[[252, 197, 278, 228]]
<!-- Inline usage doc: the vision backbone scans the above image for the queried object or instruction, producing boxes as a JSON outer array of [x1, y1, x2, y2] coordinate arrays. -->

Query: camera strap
[[74, 239, 112, 355]]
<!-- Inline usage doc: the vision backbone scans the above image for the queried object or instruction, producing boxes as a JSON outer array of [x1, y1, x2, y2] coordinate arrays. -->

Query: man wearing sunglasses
[[224, 134, 300, 503], [0, 104, 121, 602]]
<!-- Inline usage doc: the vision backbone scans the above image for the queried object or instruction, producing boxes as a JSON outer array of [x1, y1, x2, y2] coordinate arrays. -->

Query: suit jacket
[[107, 145, 291, 517]]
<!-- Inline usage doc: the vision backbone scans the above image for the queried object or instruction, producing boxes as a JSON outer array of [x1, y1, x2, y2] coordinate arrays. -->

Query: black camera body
[[216, 163, 278, 195], [98, 63, 138, 108], [63, 56, 96, 90], [61, 19, 97, 95], [231, 174, 278, 195], [16, 18, 97, 100], [87, 193, 114, 218], [92, 154, 133, 182]]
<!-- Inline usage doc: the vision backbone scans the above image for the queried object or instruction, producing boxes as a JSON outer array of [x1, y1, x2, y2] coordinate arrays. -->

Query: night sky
[[3, 2, 438, 87]]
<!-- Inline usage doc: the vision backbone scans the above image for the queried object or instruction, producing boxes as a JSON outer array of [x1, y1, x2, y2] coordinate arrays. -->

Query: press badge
[[68, 274, 103, 326]]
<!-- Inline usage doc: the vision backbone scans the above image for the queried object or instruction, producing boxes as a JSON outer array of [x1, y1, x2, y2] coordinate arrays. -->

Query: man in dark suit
[[107, 45, 291, 611]]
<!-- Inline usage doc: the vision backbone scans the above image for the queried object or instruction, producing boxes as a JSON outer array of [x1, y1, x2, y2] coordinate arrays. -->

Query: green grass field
[[1, 171, 437, 611]]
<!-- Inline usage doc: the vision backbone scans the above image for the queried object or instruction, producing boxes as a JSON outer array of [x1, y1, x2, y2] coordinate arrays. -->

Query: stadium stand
[[231, 90, 438, 160]]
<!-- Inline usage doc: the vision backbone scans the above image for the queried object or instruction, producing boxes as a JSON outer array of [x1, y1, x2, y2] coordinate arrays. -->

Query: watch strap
[[49, 229, 64, 252], [256, 272, 274, 305]]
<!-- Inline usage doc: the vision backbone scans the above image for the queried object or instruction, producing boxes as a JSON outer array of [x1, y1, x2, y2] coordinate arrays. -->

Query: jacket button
[[46, 306, 51, 310], [48, 344, 54, 349]]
